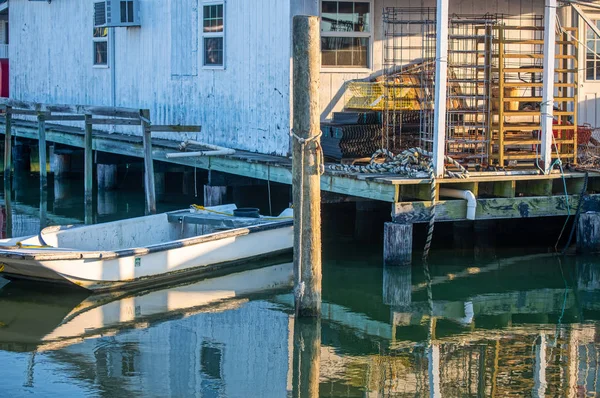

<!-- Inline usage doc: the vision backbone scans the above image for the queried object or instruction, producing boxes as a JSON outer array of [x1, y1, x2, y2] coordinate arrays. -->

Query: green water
[[0, 173, 598, 397]]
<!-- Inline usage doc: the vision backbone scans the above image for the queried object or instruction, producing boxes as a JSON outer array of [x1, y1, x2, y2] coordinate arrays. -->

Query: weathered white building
[[8, 0, 600, 156]]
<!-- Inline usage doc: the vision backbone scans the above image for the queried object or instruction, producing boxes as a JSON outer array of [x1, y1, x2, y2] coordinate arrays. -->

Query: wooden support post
[[3, 106, 11, 180], [141, 109, 156, 214], [432, 0, 449, 178], [384, 222, 413, 266], [292, 15, 322, 318], [203, 185, 227, 207], [3, 175, 11, 238], [37, 112, 47, 192], [84, 114, 93, 205], [540, 0, 557, 174], [577, 212, 600, 253], [97, 164, 118, 190], [292, 317, 321, 398]]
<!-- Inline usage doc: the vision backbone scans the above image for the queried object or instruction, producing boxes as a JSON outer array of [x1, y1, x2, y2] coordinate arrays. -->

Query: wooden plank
[[401, 184, 434, 201], [37, 113, 47, 191], [149, 125, 202, 133], [0, 99, 142, 119], [392, 195, 600, 223], [88, 118, 141, 126], [84, 114, 93, 205], [493, 181, 516, 198], [8, 109, 41, 116], [3, 106, 10, 179], [516, 180, 552, 196], [44, 115, 87, 122], [141, 109, 156, 214]]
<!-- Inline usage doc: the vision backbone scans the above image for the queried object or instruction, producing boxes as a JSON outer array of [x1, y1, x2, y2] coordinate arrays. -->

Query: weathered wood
[[141, 109, 156, 214], [4, 176, 11, 238], [84, 114, 93, 204], [393, 194, 600, 223], [7, 109, 41, 116], [97, 164, 117, 190], [292, 317, 321, 398], [577, 212, 600, 254], [149, 125, 202, 133], [401, 184, 435, 201], [0, 98, 142, 119], [37, 113, 48, 192], [493, 181, 516, 198], [44, 115, 87, 122], [49, 146, 70, 179], [87, 118, 141, 126], [204, 185, 227, 207], [516, 180, 552, 196], [292, 15, 322, 317], [3, 106, 11, 179], [384, 222, 413, 265]]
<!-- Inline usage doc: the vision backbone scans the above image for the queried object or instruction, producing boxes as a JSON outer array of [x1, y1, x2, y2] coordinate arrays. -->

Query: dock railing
[[0, 98, 202, 216]]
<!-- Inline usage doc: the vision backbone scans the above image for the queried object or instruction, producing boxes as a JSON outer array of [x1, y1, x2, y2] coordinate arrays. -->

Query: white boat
[[0, 205, 293, 292]]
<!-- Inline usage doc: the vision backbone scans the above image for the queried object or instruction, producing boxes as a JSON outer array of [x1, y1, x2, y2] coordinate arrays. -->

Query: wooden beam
[[87, 118, 141, 126], [0, 98, 142, 119], [141, 109, 156, 214], [84, 114, 93, 205], [3, 106, 11, 180], [44, 115, 87, 122], [392, 194, 600, 223], [149, 125, 202, 133], [38, 113, 48, 192]]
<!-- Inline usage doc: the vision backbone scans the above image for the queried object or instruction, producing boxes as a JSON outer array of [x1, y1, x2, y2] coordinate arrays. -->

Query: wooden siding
[[319, 0, 546, 120], [10, 0, 292, 156]]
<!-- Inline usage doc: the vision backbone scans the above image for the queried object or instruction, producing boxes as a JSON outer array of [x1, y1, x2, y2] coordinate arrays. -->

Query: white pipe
[[432, 0, 449, 178], [541, 0, 557, 174], [165, 140, 236, 158], [439, 188, 477, 220]]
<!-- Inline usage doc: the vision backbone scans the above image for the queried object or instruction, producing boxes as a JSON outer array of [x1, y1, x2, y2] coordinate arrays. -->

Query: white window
[[202, 2, 225, 68], [586, 20, 600, 80], [93, 2, 109, 67], [320, 1, 372, 69]]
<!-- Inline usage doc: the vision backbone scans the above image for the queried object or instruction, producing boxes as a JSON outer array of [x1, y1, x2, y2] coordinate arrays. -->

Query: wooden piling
[[292, 15, 322, 318], [3, 106, 11, 180], [577, 212, 600, 253], [140, 109, 156, 214], [84, 114, 93, 205], [384, 222, 413, 266], [37, 112, 47, 192], [292, 317, 321, 398]]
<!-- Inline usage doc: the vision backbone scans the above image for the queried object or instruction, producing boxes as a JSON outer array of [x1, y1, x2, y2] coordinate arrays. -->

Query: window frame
[[201, 1, 226, 70], [93, 1, 109, 68], [320, 0, 373, 72], [585, 19, 600, 81]]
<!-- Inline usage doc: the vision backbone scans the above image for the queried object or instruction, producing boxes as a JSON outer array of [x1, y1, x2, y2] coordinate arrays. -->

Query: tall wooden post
[[4, 173, 12, 238], [84, 114, 93, 205], [3, 106, 11, 180], [141, 109, 156, 214], [292, 317, 321, 398], [292, 15, 322, 317], [37, 113, 47, 192]]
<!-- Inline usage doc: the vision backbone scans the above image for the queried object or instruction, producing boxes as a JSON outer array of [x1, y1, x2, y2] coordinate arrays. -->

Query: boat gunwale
[[0, 219, 293, 262]]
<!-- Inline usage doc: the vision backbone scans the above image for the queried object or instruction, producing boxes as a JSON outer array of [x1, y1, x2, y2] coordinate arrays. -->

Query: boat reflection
[[0, 262, 293, 352]]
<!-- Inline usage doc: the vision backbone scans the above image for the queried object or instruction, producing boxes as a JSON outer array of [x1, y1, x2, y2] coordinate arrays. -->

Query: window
[[120, 0, 135, 24], [93, 27, 108, 66], [321, 1, 371, 68], [202, 3, 224, 67], [586, 20, 600, 80], [93, 2, 109, 66]]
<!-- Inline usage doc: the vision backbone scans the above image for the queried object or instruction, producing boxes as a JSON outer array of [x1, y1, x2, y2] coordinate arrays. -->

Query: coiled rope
[[328, 148, 469, 260]]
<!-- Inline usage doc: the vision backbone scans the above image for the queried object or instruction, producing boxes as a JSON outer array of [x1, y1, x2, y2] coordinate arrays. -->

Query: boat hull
[[0, 225, 293, 292]]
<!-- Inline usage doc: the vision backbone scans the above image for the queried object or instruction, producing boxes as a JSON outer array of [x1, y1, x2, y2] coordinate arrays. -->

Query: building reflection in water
[[0, 253, 599, 396]]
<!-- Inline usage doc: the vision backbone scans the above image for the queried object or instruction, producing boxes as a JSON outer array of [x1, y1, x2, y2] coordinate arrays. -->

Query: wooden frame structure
[[0, 99, 201, 216]]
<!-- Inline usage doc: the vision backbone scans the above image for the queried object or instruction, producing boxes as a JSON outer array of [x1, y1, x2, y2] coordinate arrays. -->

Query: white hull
[[0, 207, 293, 292]]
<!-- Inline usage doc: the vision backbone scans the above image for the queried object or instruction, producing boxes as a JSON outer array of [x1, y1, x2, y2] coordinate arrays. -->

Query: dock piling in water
[[3, 105, 11, 180], [384, 222, 413, 266], [577, 212, 600, 253], [84, 114, 93, 205], [141, 109, 157, 215], [292, 15, 322, 318]]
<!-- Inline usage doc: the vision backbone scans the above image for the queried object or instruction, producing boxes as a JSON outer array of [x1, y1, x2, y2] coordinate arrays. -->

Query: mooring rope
[[290, 128, 324, 314]]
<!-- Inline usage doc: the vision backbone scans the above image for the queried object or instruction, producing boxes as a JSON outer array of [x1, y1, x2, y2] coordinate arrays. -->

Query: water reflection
[[0, 245, 599, 396]]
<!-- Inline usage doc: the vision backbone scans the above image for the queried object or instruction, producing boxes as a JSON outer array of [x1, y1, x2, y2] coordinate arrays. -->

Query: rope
[[290, 128, 324, 314], [423, 166, 437, 260]]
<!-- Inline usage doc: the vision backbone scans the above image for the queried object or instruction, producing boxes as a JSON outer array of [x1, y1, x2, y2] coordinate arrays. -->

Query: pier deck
[[3, 117, 600, 222]]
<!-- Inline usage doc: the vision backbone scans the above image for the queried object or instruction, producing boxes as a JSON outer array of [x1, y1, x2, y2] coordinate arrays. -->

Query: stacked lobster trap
[[337, 8, 579, 168]]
